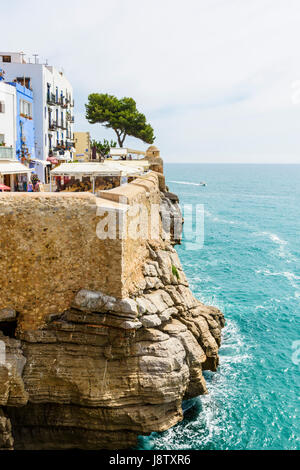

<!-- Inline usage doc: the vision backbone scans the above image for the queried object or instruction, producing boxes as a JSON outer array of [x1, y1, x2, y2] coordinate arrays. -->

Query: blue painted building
[[8, 81, 35, 163]]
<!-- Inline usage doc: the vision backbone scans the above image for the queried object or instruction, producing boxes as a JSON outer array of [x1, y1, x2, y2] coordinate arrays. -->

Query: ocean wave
[[256, 269, 299, 278], [261, 232, 287, 246], [205, 209, 237, 226], [191, 290, 227, 313], [140, 320, 251, 450], [254, 231, 295, 262], [255, 269, 300, 297]]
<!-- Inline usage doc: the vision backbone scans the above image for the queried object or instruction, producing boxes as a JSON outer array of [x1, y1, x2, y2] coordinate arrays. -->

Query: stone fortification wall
[[0, 172, 161, 330]]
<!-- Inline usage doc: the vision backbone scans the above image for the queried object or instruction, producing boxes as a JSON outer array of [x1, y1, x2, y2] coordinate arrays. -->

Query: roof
[[50, 161, 149, 177], [0, 161, 32, 175], [110, 160, 150, 170], [109, 147, 146, 156]]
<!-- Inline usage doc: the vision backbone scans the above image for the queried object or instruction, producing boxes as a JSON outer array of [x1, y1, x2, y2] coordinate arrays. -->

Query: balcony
[[49, 121, 58, 131], [47, 93, 56, 106], [0, 147, 15, 160], [56, 121, 67, 130], [56, 98, 67, 109]]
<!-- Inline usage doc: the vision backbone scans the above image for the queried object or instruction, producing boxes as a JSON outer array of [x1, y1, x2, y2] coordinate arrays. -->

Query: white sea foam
[[144, 320, 251, 450], [256, 269, 300, 297], [255, 231, 295, 262], [260, 232, 287, 245], [205, 209, 237, 226]]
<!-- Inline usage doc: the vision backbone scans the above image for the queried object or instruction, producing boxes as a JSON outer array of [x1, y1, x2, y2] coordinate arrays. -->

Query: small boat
[[199, 182, 206, 186]]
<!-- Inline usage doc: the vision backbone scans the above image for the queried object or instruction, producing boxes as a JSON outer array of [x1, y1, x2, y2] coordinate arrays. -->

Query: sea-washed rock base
[[0, 243, 224, 450]]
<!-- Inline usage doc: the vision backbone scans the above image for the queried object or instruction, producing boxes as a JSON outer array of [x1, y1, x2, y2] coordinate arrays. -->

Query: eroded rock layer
[[0, 243, 224, 450]]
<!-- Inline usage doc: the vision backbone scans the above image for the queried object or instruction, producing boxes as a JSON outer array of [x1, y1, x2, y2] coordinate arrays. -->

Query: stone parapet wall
[[0, 172, 163, 331]]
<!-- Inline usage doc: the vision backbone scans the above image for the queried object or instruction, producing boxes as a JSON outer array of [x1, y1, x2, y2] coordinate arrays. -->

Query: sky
[[2, 0, 300, 163]]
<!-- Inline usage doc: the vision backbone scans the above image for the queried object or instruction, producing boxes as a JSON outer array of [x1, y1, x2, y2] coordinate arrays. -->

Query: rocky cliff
[[0, 172, 224, 450]]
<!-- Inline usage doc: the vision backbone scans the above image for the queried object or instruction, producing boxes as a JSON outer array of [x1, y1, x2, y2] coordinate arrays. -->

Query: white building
[[0, 52, 75, 182], [0, 80, 17, 159], [0, 79, 32, 189]]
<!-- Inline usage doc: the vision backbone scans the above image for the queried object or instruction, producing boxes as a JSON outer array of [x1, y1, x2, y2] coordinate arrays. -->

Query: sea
[[138, 163, 300, 450]]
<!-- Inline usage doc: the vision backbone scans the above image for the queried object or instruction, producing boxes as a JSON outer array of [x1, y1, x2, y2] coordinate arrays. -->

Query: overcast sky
[[3, 0, 300, 162]]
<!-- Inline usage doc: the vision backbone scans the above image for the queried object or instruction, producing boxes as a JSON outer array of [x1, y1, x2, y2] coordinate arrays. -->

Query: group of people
[[27, 174, 42, 192]]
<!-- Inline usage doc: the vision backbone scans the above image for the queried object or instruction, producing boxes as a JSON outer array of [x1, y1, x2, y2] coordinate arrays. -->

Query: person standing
[[34, 179, 41, 192]]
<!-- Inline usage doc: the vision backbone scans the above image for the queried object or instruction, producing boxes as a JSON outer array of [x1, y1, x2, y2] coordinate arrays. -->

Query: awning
[[56, 154, 72, 162], [47, 157, 59, 165], [0, 183, 11, 191], [31, 159, 51, 167], [0, 161, 32, 176], [50, 161, 148, 178], [52, 150, 72, 162], [109, 147, 146, 157], [51, 162, 123, 177], [111, 160, 150, 172]]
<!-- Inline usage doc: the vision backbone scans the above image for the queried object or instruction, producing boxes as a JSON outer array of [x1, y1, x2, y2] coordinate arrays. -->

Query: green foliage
[[172, 265, 180, 279], [86, 93, 155, 147], [91, 139, 117, 157]]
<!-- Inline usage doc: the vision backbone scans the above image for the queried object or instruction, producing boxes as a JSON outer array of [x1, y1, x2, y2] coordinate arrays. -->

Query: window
[[20, 100, 32, 118], [47, 83, 51, 102], [16, 77, 31, 89], [0, 134, 5, 144], [0, 101, 5, 113], [2, 55, 11, 63]]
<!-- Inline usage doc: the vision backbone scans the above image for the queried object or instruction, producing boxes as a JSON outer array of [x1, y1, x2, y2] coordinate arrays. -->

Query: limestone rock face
[[160, 192, 183, 245], [0, 242, 224, 450], [0, 333, 28, 449]]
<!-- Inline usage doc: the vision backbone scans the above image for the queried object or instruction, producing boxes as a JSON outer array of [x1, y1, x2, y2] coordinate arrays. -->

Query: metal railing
[[47, 93, 56, 105], [0, 147, 15, 160], [49, 121, 58, 130]]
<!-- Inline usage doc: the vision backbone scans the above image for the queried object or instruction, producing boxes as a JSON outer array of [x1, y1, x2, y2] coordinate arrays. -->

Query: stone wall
[[0, 172, 163, 330]]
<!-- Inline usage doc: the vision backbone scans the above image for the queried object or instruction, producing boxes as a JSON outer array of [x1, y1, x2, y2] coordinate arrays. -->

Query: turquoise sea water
[[140, 164, 300, 450]]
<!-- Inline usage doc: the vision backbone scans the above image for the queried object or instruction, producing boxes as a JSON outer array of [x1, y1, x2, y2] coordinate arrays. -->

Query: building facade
[[0, 75, 32, 190], [0, 78, 16, 160], [74, 132, 91, 162], [0, 52, 74, 182], [8, 82, 35, 165]]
